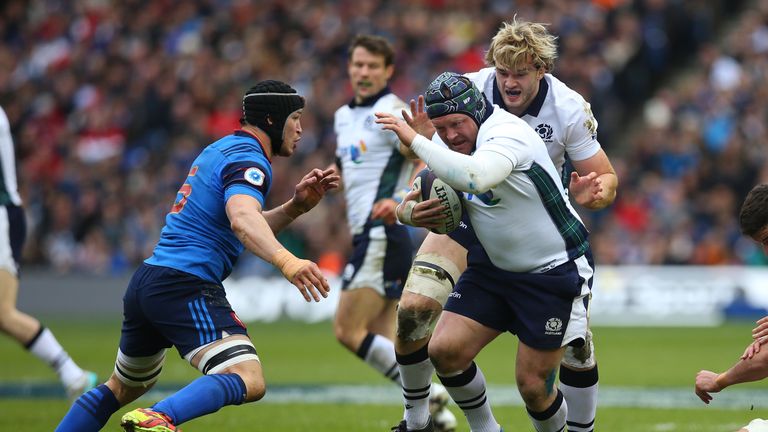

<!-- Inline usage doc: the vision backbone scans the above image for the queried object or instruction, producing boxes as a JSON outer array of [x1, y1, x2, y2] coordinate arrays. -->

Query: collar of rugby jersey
[[492, 74, 549, 118], [347, 86, 392, 108], [234, 129, 271, 163]]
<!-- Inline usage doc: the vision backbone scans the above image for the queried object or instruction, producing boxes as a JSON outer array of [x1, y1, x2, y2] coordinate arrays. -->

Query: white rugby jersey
[[465, 68, 602, 188], [0, 106, 22, 206], [334, 90, 413, 235], [419, 107, 588, 273]]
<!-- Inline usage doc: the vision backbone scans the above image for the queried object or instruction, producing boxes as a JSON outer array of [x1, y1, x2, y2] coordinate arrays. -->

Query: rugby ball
[[411, 168, 462, 234]]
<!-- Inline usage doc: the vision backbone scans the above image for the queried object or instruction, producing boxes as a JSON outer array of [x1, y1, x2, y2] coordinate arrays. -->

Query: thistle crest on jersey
[[425, 72, 490, 126]]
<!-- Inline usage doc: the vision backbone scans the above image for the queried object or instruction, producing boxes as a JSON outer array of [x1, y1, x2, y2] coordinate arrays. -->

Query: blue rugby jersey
[[145, 130, 273, 283]]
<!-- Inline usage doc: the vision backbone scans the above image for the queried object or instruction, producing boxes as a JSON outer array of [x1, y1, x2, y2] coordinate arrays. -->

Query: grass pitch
[[1, 319, 765, 431]]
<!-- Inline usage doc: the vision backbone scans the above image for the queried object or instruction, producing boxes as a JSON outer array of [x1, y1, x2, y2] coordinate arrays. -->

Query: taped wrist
[[397, 200, 417, 226], [392, 188, 410, 204], [271, 248, 305, 281], [714, 373, 728, 390]]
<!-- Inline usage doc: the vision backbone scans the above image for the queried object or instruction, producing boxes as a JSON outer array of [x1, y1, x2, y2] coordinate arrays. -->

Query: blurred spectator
[[0, 0, 759, 274]]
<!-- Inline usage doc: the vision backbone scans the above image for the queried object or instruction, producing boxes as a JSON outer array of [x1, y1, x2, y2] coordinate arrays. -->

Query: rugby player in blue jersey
[[56, 80, 339, 432]]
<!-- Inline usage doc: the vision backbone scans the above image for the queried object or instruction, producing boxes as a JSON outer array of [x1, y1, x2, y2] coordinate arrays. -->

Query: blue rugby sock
[[55, 384, 120, 432], [152, 373, 247, 425]]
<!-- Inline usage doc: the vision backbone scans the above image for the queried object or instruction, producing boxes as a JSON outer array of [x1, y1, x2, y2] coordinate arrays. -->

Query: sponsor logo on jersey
[[535, 123, 554, 142], [448, 291, 462, 299], [244, 167, 265, 186], [349, 139, 367, 164], [544, 317, 563, 335]]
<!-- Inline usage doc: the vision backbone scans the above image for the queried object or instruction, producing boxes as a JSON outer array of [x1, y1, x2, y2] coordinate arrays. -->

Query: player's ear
[[385, 64, 394, 80]]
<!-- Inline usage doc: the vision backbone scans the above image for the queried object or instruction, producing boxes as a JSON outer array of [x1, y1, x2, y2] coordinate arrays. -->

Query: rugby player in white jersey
[[378, 72, 594, 432], [387, 18, 616, 432], [330, 34, 423, 394]]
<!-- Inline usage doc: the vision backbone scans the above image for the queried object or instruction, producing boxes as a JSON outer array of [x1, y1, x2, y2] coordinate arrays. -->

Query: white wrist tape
[[397, 200, 417, 226]]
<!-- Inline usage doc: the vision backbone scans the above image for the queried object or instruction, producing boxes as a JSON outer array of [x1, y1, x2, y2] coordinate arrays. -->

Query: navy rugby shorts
[[444, 254, 593, 350], [120, 263, 249, 358], [341, 222, 413, 299]]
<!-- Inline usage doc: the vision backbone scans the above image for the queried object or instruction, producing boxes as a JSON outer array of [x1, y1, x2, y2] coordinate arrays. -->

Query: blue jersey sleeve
[[222, 160, 272, 206]]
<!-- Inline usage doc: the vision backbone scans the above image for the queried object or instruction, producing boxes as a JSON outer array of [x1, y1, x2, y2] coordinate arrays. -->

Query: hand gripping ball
[[411, 168, 462, 234]]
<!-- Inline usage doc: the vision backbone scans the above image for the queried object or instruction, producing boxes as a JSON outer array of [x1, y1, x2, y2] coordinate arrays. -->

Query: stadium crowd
[[0, 0, 763, 276]]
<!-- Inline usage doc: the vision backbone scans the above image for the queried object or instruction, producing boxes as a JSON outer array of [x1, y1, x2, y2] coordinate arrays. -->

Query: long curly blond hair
[[485, 17, 558, 73]]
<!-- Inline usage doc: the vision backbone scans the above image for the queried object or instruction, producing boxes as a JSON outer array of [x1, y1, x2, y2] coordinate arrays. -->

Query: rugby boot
[[121, 408, 180, 432], [391, 417, 434, 432]]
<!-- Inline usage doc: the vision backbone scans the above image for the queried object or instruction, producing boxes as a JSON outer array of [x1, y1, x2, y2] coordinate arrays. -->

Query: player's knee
[[235, 368, 266, 402], [516, 375, 551, 409], [427, 338, 471, 374], [332, 319, 362, 351], [403, 253, 461, 307], [0, 307, 20, 332], [106, 373, 150, 406], [0, 312, 11, 332], [195, 338, 259, 375], [562, 332, 596, 370], [110, 348, 163, 405], [396, 305, 438, 342]]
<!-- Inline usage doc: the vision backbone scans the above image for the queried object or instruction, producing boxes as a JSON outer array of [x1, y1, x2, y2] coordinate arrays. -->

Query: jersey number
[[171, 166, 198, 214]]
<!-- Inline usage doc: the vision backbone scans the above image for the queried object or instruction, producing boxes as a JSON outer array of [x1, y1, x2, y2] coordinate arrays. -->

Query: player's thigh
[[417, 232, 467, 269], [0, 205, 24, 310], [430, 311, 500, 371], [121, 264, 250, 358], [0, 269, 18, 312], [404, 233, 466, 307], [368, 297, 399, 336], [335, 287, 390, 329]]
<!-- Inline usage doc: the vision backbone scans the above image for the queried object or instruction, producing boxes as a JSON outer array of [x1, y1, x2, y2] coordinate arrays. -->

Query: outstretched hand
[[752, 316, 768, 341], [694, 370, 723, 404], [290, 168, 340, 215], [272, 248, 330, 302], [289, 260, 330, 302], [375, 112, 418, 147], [569, 171, 605, 208], [403, 95, 435, 139], [371, 198, 398, 225]]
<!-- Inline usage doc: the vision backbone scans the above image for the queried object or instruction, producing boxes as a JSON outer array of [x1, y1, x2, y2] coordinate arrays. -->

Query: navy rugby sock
[[152, 373, 247, 425], [55, 384, 119, 432]]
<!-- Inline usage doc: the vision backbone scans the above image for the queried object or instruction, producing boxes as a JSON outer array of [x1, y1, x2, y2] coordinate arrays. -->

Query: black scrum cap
[[242, 80, 305, 153]]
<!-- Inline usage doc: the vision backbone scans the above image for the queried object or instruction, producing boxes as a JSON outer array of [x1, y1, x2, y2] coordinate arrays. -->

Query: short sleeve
[[221, 160, 272, 206]]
